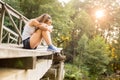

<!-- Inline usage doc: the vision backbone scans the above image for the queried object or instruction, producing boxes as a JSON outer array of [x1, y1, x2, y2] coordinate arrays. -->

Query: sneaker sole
[[47, 49, 60, 53]]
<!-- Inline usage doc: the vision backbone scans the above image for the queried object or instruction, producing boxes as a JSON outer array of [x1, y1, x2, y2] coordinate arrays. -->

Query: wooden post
[[7, 33, 10, 43], [0, 4, 5, 43], [18, 16, 22, 44], [57, 61, 65, 80]]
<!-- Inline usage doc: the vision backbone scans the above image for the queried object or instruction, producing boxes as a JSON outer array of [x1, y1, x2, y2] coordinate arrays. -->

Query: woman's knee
[[36, 29, 42, 34], [42, 30, 50, 34]]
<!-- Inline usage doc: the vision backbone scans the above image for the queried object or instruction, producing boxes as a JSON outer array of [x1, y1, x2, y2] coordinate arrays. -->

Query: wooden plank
[[0, 2, 2, 9], [3, 25, 19, 37], [0, 68, 26, 80], [4, 5, 22, 39], [3, 25, 19, 43], [26, 59, 52, 80], [18, 18, 23, 44], [0, 59, 52, 80], [57, 61, 65, 80], [0, 4, 5, 43], [0, 57, 36, 69], [5, 2, 28, 22], [0, 44, 53, 59], [6, 5, 20, 19], [10, 36, 18, 42]]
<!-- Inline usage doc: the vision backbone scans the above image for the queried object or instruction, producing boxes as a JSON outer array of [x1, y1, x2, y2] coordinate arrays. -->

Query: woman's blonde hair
[[36, 13, 52, 23]]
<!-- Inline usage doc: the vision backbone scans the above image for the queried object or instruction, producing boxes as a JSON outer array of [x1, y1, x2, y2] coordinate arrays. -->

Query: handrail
[[0, 0, 28, 21], [0, 0, 29, 44], [3, 25, 19, 37]]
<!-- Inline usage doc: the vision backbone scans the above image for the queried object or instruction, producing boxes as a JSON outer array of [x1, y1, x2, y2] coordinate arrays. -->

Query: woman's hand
[[47, 25, 53, 32]]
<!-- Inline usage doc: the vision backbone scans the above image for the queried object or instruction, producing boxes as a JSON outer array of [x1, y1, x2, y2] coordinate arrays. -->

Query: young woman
[[22, 13, 58, 51]]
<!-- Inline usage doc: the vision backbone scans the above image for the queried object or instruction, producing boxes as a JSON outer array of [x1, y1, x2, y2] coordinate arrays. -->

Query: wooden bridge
[[0, 1, 65, 80]]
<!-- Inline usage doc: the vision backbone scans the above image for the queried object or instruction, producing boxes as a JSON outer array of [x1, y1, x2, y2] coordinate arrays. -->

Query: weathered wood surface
[[0, 68, 26, 80], [57, 61, 65, 80], [0, 59, 52, 80], [0, 44, 53, 59], [0, 57, 37, 69]]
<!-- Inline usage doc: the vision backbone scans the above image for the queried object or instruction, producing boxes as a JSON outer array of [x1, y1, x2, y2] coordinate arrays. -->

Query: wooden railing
[[0, 1, 65, 80], [0, 0, 28, 44]]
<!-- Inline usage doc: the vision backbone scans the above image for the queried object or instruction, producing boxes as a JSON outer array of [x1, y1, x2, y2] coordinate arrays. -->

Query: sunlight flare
[[95, 10, 105, 19]]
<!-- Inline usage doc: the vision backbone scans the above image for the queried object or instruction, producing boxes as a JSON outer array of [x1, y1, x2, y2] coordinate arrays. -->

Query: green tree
[[78, 35, 111, 78], [2, 0, 22, 13]]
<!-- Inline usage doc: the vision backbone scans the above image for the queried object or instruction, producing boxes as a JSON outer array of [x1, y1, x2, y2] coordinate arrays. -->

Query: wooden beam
[[0, 44, 53, 59], [0, 2, 2, 9], [0, 59, 52, 80], [18, 17, 22, 44], [6, 5, 20, 19], [0, 68, 26, 80], [4, 2, 28, 23], [4, 5, 22, 39], [0, 0, 28, 22], [3, 25, 19, 37], [2, 32, 8, 40], [0, 4, 5, 43], [57, 61, 65, 80], [22, 17, 28, 24], [0, 57, 36, 69], [7, 33, 10, 43], [0, 0, 28, 23], [26, 59, 52, 80], [10, 36, 18, 42]]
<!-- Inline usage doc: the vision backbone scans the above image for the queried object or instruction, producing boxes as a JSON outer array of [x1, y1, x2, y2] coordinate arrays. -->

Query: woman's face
[[46, 19, 52, 26]]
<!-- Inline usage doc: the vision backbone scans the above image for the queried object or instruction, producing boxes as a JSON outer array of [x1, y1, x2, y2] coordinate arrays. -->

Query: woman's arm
[[30, 19, 51, 32]]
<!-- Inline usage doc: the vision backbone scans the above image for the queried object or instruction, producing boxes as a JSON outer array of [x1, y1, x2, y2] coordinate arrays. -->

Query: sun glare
[[58, 0, 70, 3], [95, 10, 104, 19]]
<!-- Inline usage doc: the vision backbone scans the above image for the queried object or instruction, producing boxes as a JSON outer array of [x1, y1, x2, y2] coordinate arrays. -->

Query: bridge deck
[[0, 44, 53, 59], [0, 44, 64, 80], [0, 44, 54, 80], [0, 59, 52, 80]]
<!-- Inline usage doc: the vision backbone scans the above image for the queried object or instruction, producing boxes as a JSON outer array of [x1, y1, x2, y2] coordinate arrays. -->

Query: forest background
[[2, 0, 120, 80]]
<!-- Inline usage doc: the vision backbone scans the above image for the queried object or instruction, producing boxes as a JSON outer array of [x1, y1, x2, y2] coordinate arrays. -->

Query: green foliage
[[2, 0, 120, 79], [2, 0, 22, 13], [76, 35, 111, 77], [77, 34, 88, 52], [71, 10, 95, 39], [74, 34, 88, 67], [65, 0, 119, 78], [65, 63, 84, 80], [85, 36, 110, 75]]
